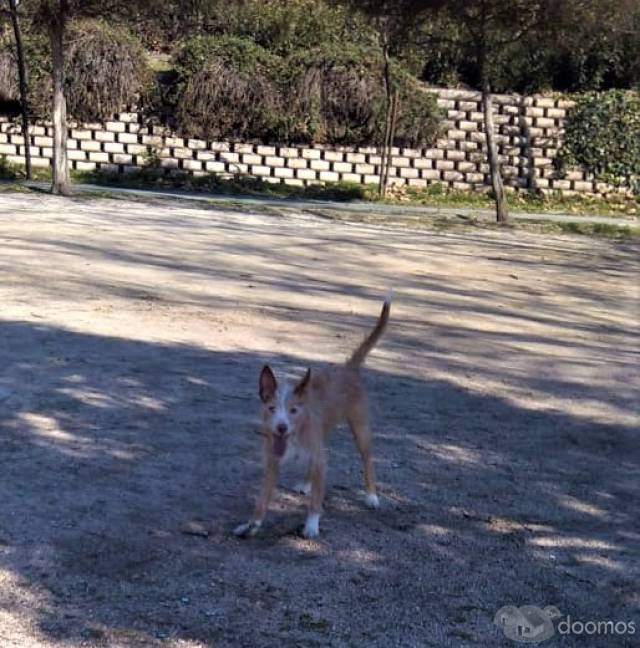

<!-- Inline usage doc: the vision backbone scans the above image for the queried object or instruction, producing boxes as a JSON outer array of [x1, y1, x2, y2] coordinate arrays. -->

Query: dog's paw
[[293, 480, 312, 495], [233, 520, 261, 538], [365, 493, 380, 509], [301, 514, 320, 539]]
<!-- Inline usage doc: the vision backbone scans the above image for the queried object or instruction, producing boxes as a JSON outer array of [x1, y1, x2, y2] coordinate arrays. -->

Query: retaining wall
[[0, 88, 614, 195]]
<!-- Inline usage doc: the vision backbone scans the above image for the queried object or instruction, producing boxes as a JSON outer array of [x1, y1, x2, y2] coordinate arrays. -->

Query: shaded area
[[0, 192, 638, 647], [0, 320, 638, 647]]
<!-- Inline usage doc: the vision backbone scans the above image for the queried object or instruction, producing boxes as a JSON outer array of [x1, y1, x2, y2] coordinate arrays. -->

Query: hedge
[[559, 90, 640, 193], [171, 35, 442, 147]]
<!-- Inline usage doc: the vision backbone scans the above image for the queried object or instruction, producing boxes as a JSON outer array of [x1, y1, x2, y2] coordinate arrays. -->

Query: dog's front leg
[[234, 457, 279, 537], [302, 459, 325, 539]]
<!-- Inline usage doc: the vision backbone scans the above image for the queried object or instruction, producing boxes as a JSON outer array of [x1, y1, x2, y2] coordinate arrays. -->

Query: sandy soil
[[0, 192, 638, 647]]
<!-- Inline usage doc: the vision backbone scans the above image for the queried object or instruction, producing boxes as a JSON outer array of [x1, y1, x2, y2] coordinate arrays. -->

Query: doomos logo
[[494, 605, 561, 643], [494, 606, 636, 643]]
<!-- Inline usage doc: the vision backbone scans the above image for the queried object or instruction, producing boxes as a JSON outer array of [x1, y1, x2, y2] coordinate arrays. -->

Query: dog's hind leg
[[348, 409, 379, 509]]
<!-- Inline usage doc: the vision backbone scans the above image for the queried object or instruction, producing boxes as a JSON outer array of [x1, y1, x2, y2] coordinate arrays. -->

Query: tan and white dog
[[234, 298, 390, 539]]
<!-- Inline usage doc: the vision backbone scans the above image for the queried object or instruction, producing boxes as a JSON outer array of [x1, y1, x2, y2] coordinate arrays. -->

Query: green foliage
[[559, 90, 640, 193], [172, 35, 285, 141], [64, 19, 151, 122], [419, 0, 640, 93], [0, 18, 149, 121], [171, 34, 441, 146], [173, 33, 281, 78], [0, 29, 50, 113], [213, 0, 373, 56]]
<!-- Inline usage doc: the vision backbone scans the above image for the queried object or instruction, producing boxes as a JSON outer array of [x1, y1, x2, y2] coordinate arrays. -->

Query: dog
[[234, 297, 390, 539]]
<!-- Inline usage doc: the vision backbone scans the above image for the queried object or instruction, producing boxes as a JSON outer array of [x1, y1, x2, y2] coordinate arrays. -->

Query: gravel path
[[0, 192, 638, 647]]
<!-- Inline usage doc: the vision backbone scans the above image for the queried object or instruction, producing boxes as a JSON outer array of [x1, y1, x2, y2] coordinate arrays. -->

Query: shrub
[[286, 43, 384, 145], [64, 19, 150, 122], [290, 49, 441, 147], [0, 30, 50, 115], [559, 90, 640, 193], [173, 35, 284, 141], [0, 46, 19, 112], [172, 36, 441, 147], [210, 0, 373, 57], [391, 68, 442, 149], [0, 19, 149, 122]]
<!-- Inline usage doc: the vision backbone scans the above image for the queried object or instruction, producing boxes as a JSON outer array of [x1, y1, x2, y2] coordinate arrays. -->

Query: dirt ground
[[0, 192, 638, 647]]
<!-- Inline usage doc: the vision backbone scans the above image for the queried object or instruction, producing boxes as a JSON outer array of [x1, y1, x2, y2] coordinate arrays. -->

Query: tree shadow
[[0, 320, 637, 647]]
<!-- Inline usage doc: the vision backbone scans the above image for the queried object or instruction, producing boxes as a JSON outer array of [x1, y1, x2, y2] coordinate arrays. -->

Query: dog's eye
[[268, 406, 276, 413], [290, 406, 298, 414]]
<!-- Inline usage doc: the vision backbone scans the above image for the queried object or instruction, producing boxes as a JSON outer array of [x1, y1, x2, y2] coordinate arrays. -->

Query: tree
[[418, 1, 637, 221], [1, 0, 32, 178], [440, 1, 549, 223], [536, 0, 640, 92], [334, 0, 445, 197], [32, 0, 70, 194], [30, 0, 147, 194]]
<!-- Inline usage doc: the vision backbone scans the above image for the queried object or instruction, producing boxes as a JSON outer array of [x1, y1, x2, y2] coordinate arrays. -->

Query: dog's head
[[258, 365, 311, 459]]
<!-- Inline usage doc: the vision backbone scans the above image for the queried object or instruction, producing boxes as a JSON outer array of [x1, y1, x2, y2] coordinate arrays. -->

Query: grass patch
[[2, 156, 638, 220], [381, 183, 639, 217], [76, 167, 368, 202], [1, 159, 367, 202], [552, 221, 639, 238], [0, 158, 52, 182], [80, 169, 639, 217]]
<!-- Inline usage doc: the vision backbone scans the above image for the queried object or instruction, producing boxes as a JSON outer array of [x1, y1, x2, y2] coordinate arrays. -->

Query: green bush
[[209, 0, 373, 56], [173, 35, 285, 142], [559, 90, 640, 193], [0, 19, 149, 122], [171, 35, 441, 147], [64, 19, 151, 122], [0, 30, 50, 115]]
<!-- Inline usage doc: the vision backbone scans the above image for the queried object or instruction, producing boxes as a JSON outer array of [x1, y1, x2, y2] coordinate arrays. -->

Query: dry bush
[[173, 35, 288, 142], [0, 30, 50, 114], [171, 35, 441, 147], [290, 54, 441, 147], [0, 25, 21, 103], [393, 73, 442, 149], [291, 63, 384, 145], [176, 58, 282, 142], [0, 45, 14, 102], [0, 19, 148, 122], [64, 19, 150, 122]]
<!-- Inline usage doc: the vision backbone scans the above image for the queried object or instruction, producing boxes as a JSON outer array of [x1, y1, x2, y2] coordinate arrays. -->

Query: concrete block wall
[[0, 89, 619, 196]]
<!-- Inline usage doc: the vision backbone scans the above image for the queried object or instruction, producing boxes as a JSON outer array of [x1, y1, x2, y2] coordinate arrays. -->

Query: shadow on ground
[[0, 320, 638, 647]]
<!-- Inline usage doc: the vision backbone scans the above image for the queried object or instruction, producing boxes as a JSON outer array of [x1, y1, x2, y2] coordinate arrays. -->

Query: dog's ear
[[259, 365, 277, 403], [294, 368, 312, 396]]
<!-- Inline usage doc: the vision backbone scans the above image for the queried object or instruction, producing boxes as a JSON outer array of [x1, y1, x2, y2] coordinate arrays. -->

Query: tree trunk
[[382, 91, 399, 195], [50, 9, 70, 195], [378, 43, 392, 199], [481, 78, 508, 223], [8, 0, 31, 179]]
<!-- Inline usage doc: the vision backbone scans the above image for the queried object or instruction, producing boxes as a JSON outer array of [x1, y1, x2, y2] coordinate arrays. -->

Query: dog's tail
[[346, 294, 392, 369]]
